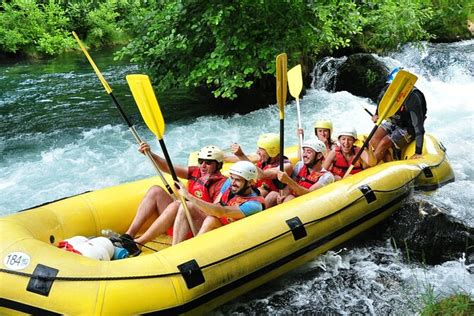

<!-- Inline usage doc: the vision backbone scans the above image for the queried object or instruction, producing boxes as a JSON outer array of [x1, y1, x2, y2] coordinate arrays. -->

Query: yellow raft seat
[[0, 134, 454, 315]]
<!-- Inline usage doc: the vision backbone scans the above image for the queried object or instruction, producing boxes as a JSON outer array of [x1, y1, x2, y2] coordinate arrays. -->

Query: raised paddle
[[71, 31, 175, 197], [276, 53, 288, 172], [288, 64, 304, 161], [126, 74, 198, 236], [360, 104, 374, 117], [343, 70, 418, 178]]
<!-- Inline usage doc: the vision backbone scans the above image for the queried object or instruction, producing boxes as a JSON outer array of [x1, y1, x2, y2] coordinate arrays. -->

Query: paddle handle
[[157, 139, 197, 236], [279, 119, 284, 172], [296, 99, 304, 161], [362, 106, 374, 117]]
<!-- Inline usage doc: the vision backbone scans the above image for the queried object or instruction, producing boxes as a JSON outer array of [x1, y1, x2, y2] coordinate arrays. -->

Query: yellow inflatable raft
[[0, 134, 454, 315]]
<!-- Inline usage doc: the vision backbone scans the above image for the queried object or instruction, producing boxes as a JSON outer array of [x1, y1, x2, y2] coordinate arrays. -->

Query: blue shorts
[[381, 121, 413, 150]]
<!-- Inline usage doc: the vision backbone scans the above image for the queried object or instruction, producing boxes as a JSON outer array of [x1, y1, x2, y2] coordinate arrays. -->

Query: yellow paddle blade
[[287, 64, 303, 99], [72, 31, 112, 94], [126, 74, 165, 139], [376, 70, 418, 125], [276, 53, 288, 119]]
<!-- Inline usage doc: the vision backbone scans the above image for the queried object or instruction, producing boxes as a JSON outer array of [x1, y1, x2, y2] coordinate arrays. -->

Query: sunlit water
[[1, 41, 473, 314]]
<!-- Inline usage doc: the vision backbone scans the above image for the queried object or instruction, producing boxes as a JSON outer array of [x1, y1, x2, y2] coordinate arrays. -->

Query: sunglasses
[[198, 159, 215, 165]]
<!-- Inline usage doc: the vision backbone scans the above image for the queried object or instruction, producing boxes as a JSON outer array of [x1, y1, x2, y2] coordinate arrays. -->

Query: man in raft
[[113, 143, 227, 256], [173, 161, 265, 244], [368, 67, 427, 165], [228, 133, 293, 207], [268, 139, 335, 204], [322, 127, 373, 181]]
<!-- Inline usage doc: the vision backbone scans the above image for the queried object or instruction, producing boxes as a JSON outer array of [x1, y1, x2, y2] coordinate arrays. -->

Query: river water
[[1, 41, 473, 314]]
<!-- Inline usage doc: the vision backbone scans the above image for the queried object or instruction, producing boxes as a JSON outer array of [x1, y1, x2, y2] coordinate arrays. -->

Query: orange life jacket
[[331, 146, 363, 178]]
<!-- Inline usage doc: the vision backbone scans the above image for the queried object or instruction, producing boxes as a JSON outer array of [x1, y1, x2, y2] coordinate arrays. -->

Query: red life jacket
[[292, 165, 326, 195], [166, 167, 226, 237], [187, 167, 227, 202], [256, 156, 289, 192], [218, 187, 265, 225], [331, 146, 363, 178]]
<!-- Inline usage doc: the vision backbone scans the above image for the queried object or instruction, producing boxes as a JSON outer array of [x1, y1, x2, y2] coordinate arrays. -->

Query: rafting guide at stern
[[368, 67, 427, 165]]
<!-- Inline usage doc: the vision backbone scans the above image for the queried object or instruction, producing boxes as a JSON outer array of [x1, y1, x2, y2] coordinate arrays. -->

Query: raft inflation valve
[[286, 217, 307, 241], [178, 259, 205, 289], [359, 185, 376, 204], [26, 264, 59, 296]]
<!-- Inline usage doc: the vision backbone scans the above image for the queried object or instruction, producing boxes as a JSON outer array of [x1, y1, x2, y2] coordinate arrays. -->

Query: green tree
[[0, 0, 74, 55], [116, 0, 364, 99]]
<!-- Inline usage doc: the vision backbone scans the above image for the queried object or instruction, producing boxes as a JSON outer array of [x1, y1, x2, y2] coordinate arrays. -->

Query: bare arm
[[223, 143, 259, 163], [322, 150, 336, 170], [139, 142, 188, 178], [177, 183, 245, 219], [259, 162, 293, 180]]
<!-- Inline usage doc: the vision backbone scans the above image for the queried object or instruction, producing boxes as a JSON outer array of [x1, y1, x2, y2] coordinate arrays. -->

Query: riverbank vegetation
[[1, 0, 472, 98], [421, 293, 473, 315]]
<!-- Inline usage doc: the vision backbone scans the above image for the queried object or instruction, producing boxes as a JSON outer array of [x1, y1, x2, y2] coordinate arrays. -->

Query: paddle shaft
[[296, 98, 304, 161], [157, 132, 197, 236], [344, 125, 377, 176], [362, 106, 374, 117], [72, 32, 174, 196], [279, 119, 284, 171]]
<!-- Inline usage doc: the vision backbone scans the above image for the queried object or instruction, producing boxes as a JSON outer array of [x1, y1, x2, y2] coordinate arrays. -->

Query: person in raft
[[228, 133, 293, 207], [112, 143, 227, 256], [172, 161, 265, 244], [267, 139, 335, 204], [322, 127, 373, 181], [368, 67, 427, 165], [296, 119, 335, 160], [313, 119, 337, 154]]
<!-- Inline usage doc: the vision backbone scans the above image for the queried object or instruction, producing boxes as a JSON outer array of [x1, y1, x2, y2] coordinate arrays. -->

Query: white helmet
[[229, 161, 258, 181], [198, 145, 224, 162], [302, 139, 326, 155], [337, 127, 357, 140]]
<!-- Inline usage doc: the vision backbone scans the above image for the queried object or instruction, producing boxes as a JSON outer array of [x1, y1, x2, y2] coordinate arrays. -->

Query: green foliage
[[65, 0, 139, 47], [355, 0, 434, 52], [116, 0, 365, 99], [0, 0, 75, 55], [421, 293, 473, 316], [0, 0, 142, 56], [425, 0, 473, 41]]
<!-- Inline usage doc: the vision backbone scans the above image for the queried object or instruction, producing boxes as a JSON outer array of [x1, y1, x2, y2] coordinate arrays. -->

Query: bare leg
[[172, 203, 207, 245], [369, 127, 387, 152], [373, 136, 393, 162], [126, 186, 173, 237], [284, 195, 296, 202], [134, 200, 180, 245], [198, 216, 222, 235]]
